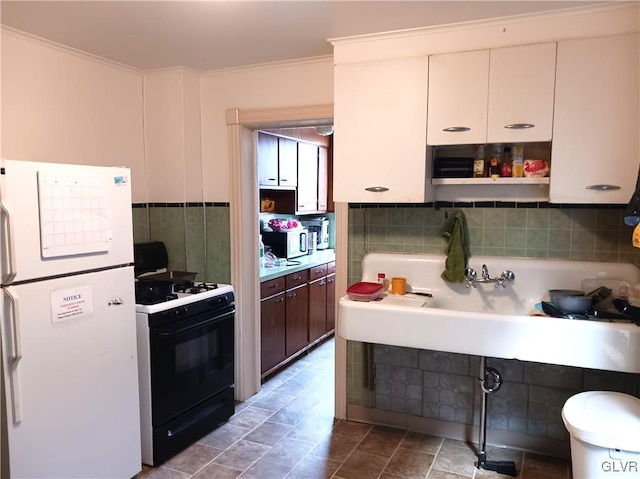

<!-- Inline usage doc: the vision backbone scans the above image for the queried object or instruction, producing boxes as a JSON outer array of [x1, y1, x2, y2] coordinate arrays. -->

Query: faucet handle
[[464, 268, 477, 288], [501, 270, 515, 282], [495, 270, 515, 288]]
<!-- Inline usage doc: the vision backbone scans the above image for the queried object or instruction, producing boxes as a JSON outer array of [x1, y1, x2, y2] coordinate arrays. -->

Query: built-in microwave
[[262, 229, 308, 259]]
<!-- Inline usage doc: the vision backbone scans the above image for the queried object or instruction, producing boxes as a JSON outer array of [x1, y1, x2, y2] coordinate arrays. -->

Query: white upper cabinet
[[427, 43, 556, 145], [550, 33, 639, 204], [333, 56, 429, 203], [427, 50, 489, 145], [297, 141, 319, 212], [317, 146, 328, 211], [487, 43, 556, 143], [257, 132, 279, 187]]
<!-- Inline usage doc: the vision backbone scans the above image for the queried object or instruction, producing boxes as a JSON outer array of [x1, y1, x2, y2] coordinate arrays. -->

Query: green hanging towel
[[441, 210, 470, 283]]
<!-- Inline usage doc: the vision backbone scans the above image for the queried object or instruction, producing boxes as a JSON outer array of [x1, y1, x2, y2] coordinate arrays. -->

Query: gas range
[[135, 282, 234, 315]]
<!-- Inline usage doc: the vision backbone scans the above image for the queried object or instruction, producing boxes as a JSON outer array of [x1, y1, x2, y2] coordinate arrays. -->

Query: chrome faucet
[[465, 265, 515, 288]]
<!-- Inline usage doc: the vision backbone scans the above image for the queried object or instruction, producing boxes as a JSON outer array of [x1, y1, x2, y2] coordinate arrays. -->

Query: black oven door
[[149, 307, 234, 427]]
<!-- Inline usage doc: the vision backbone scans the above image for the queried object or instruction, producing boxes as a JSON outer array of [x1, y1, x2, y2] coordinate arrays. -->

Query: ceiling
[[1, 1, 609, 72]]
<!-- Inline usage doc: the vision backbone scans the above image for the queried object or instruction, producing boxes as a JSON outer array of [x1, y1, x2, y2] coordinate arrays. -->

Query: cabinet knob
[[504, 123, 535, 129], [364, 186, 389, 193], [586, 184, 621, 191], [442, 126, 470, 132]]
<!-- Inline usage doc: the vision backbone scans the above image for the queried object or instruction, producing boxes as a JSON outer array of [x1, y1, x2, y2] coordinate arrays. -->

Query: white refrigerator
[[0, 159, 141, 478]]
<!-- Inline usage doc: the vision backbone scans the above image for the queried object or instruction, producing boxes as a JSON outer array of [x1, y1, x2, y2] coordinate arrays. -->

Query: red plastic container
[[347, 282, 385, 302]]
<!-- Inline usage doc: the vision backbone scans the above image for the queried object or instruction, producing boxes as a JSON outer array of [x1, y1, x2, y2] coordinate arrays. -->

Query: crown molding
[[331, 2, 640, 63], [201, 54, 333, 78], [1, 25, 143, 75]]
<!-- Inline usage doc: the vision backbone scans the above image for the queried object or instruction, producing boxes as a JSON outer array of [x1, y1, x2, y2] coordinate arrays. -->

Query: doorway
[[225, 105, 348, 419]]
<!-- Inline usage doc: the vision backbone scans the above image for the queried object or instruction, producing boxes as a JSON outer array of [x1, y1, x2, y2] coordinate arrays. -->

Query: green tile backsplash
[[131, 203, 231, 284], [347, 205, 639, 286]]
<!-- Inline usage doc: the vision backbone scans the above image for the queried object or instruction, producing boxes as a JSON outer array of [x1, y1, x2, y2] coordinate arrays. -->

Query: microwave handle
[[300, 232, 307, 252]]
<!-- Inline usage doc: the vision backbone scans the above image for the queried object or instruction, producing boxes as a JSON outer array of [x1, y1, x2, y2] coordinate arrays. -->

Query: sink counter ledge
[[338, 253, 640, 374]]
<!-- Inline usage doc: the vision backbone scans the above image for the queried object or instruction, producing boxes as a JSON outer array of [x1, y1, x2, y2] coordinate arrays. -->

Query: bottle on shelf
[[501, 146, 512, 177], [512, 146, 524, 177], [473, 145, 486, 178], [489, 144, 503, 178], [488, 157, 500, 178]]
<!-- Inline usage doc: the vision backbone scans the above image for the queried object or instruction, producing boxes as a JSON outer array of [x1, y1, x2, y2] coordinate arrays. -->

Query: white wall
[[1, 29, 334, 204], [0, 29, 147, 202], [200, 57, 334, 202]]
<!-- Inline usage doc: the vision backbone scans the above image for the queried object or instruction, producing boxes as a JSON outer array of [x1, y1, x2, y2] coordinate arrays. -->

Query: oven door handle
[[155, 310, 234, 336]]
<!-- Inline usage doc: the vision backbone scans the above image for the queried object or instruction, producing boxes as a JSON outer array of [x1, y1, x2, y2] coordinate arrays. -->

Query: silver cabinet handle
[[504, 123, 535, 129], [586, 184, 621, 191], [365, 186, 389, 193], [442, 126, 471, 132]]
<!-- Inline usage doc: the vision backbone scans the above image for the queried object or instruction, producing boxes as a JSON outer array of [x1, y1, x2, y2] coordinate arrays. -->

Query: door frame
[[225, 105, 348, 419]]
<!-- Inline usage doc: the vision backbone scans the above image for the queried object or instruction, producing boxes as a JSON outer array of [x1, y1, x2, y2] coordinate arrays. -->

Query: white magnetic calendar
[[38, 171, 112, 258]]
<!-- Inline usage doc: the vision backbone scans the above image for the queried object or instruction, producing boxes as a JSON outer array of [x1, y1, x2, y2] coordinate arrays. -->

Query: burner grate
[[174, 282, 219, 295]]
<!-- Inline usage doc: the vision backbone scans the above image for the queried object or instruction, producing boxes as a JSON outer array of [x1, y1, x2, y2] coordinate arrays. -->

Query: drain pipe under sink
[[477, 356, 518, 477]]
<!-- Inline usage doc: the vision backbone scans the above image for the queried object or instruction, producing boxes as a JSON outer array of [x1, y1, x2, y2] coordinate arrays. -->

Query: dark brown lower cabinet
[[309, 276, 327, 343], [260, 262, 335, 378], [260, 292, 286, 375], [285, 284, 309, 357]]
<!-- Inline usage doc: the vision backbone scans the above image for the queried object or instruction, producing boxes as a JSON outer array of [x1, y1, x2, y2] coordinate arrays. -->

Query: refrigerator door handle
[[4, 286, 23, 424], [1, 203, 18, 283]]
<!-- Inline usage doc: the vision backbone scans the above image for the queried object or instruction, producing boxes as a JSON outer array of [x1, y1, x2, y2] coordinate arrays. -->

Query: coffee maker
[[301, 217, 329, 250]]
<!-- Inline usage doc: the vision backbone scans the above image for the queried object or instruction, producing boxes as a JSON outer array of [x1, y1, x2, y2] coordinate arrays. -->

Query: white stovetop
[[135, 284, 233, 315]]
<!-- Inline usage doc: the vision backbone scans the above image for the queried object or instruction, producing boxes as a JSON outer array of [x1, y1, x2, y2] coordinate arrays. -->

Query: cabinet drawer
[[286, 269, 309, 289], [327, 262, 336, 275], [309, 264, 328, 282], [260, 277, 285, 298]]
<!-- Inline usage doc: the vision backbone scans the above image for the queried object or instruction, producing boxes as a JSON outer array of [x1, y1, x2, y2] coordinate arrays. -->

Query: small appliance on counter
[[307, 231, 318, 255], [262, 228, 308, 259], [301, 216, 330, 250]]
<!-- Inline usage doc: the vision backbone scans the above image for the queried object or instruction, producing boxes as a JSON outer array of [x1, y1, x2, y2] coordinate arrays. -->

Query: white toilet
[[562, 391, 640, 479]]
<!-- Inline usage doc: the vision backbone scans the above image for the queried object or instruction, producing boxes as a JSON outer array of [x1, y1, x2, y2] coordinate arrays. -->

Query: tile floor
[[135, 338, 572, 479]]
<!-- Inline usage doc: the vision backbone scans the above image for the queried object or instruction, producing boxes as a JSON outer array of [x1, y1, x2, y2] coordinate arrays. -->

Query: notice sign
[[51, 285, 94, 324]]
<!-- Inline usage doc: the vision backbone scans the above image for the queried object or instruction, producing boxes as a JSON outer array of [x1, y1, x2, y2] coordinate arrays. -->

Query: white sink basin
[[338, 253, 640, 373]]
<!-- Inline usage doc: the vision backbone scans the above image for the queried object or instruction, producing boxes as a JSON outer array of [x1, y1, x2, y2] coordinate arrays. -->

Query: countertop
[[260, 249, 336, 282]]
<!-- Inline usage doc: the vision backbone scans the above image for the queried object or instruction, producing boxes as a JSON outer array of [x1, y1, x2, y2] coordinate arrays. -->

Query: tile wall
[[346, 203, 640, 446], [132, 203, 231, 284]]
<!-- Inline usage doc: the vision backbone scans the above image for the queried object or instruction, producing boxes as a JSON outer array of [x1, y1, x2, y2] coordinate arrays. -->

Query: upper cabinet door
[[427, 50, 489, 145], [487, 43, 556, 143], [334, 56, 429, 203], [278, 137, 298, 187], [297, 142, 318, 212], [257, 132, 279, 187], [550, 34, 639, 204], [317, 146, 328, 211]]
